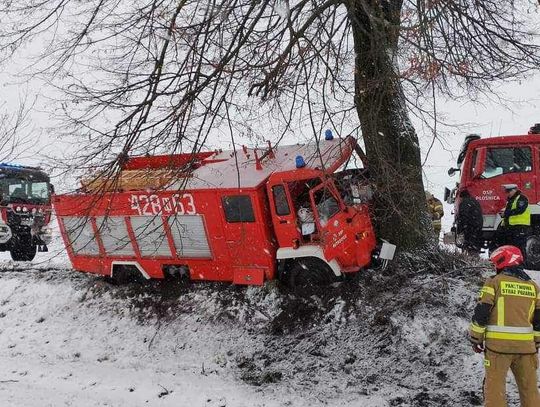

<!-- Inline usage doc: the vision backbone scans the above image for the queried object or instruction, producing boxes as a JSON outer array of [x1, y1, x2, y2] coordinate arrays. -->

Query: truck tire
[[10, 242, 37, 262], [525, 235, 540, 270], [281, 258, 336, 288]]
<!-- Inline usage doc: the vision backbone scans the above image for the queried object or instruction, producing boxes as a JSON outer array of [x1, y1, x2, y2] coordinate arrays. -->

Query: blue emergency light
[[295, 155, 306, 168], [0, 163, 25, 169], [0, 163, 40, 171], [325, 129, 334, 140]]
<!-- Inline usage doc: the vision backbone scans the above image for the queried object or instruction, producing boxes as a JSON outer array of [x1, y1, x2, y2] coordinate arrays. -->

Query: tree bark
[[347, 0, 431, 249]]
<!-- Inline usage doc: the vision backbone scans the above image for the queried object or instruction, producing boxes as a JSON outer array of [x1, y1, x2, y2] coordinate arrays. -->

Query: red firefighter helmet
[[489, 245, 524, 270]]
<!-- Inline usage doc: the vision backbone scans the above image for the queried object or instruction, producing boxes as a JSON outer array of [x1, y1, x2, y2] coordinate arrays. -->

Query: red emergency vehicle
[[53, 133, 395, 286], [446, 124, 540, 250], [0, 163, 53, 261]]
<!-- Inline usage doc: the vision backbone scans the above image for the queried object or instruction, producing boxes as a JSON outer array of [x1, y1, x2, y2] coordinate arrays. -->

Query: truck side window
[[482, 147, 532, 179], [222, 195, 255, 223], [272, 185, 290, 216]]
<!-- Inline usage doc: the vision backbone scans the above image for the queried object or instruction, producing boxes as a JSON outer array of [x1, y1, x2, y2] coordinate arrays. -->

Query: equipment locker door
[[220, 194, 262, 266]]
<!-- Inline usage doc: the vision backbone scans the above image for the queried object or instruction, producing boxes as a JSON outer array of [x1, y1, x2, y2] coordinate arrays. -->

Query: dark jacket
[[457, 195, 483, 233]]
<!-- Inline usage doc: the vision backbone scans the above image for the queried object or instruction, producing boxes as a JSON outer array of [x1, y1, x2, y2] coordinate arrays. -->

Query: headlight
[[39, 227, 53, 244]]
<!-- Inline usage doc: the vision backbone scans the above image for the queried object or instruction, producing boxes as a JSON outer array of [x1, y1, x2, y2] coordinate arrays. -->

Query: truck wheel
[[525, 236, 540, 270], [10, 242, 37, 262], [282, 258, 336, 288]]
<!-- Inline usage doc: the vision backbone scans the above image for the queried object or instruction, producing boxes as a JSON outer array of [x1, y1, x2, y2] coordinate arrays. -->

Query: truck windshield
[[333, 168, 371, 204], [480, 147, 532, 179], [312, 186, 341, 227], [0, 178, 51, 205]]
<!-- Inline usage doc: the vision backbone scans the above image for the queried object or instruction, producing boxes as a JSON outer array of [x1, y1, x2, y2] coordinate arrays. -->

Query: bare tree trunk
[[348, 0, 430, 249]]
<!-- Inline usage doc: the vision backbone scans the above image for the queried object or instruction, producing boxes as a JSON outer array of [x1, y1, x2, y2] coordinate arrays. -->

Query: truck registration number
[[130, 193, 196, 216]]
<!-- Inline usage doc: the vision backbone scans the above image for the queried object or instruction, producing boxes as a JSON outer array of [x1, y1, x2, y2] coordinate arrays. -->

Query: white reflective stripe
[[486, 325, 533, 334]]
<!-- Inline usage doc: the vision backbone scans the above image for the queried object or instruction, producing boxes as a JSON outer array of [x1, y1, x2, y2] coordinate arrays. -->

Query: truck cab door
[[268, 184, 301, 248], [309, 181, 356, 261]]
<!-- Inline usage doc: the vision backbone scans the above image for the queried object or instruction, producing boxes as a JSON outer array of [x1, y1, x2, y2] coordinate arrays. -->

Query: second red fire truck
[[0, 163, 53, 261], [446, 124, 540, 262], [53, 132, 395, 286]]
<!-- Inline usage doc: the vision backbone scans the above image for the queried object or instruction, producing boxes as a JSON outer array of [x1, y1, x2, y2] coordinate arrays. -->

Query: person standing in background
[[456, 189, 483, 255], [495, 184, 531, 259], [426, 191, 444, 237]]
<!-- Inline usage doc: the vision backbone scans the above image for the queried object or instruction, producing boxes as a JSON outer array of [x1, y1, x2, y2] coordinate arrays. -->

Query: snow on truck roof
[[171, 135, 356, 190], [79, 135, 357, 194]]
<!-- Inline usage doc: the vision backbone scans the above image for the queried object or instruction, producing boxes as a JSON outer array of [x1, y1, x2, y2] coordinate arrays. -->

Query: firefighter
[[469, 245, 540, 407], [426, 191, 444, 236], [496, 184, 531, 258], [456, 189, 483, 254]]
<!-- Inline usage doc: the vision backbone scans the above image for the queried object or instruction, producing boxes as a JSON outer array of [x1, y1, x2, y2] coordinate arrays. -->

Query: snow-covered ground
[[0, 238, 537, 406]]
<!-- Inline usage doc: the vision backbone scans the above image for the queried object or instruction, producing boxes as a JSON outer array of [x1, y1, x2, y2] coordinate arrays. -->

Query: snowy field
[[0, 234, 537, 406]]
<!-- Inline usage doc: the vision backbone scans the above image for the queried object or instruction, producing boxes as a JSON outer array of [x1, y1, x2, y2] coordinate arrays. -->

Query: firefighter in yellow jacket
[[469, 245, 540, 406], [426, 191, 444, 236]]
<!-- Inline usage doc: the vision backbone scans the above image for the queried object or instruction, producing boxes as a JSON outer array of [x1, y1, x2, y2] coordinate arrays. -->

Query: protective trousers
[[484, 350, 540, 407]]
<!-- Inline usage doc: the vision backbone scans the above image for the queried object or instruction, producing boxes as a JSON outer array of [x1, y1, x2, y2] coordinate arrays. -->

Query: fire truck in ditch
[[53, 132, 395, 286], [0, 163, 53, 261], [445, 124, 540, 261]]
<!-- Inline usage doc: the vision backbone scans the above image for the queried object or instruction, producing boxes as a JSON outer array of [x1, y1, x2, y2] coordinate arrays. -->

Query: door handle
[[279, 220, 288, 224]]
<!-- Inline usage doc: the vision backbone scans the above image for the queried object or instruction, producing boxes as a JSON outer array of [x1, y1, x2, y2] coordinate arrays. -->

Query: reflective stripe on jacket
[[506, 193, 531, 226], [469, 268, 540, 354]]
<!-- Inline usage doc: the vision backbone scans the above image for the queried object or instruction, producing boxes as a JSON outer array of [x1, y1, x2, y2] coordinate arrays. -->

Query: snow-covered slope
[[0, 248, 533, 406]]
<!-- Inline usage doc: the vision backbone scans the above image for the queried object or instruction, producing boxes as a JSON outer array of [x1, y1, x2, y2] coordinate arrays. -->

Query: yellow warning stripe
[[480, 286, 495, 297], [470, 323, 486, 334], [529, 301, 535, 322], [497, 297, 505, 326], [486, 332, 534, 341]]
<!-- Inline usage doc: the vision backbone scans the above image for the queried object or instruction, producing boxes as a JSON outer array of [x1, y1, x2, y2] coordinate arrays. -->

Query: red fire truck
[[445, 124, 540, 255], [0, 163, 54, 261], [53, 133, 396, 286]]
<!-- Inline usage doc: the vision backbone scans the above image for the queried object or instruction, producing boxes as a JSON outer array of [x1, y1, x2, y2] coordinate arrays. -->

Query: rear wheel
[[10, 236, 37, 262], [280, 258, 336, 288]]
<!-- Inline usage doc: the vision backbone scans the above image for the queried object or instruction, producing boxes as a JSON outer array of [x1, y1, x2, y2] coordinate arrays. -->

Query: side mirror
[[472, 147, 487, 179], [444, 187, 457, 204], [448, 168, 460, 177], [444, 187, 451, 202], [49, 184, 55, 195]]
